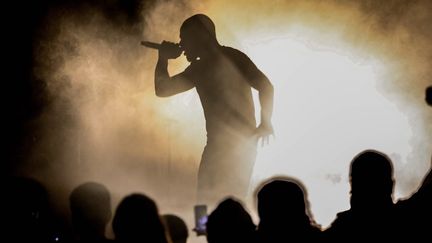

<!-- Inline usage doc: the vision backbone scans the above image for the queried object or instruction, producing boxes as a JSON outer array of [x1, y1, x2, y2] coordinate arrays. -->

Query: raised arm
[[155, 41, 195, 97]]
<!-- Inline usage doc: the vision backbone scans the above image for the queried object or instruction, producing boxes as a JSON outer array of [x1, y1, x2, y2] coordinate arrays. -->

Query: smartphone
[[193, 204, 208, 236]]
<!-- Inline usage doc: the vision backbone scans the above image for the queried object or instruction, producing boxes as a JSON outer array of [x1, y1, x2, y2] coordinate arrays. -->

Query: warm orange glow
[[31, 1, 431, 241]]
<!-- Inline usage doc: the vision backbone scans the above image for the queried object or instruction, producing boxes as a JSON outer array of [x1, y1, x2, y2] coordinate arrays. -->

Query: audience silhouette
[[425, 86, 432, 105], [427, 85, 432, 106], [206, 197, 257, 243], [162, 214, 189, 243], [3, 176, 59, 242], [256, 177, 321, 243], [324, 150, 432, 241], [69, 182, 113, 242], [112, 193, 169, 243]]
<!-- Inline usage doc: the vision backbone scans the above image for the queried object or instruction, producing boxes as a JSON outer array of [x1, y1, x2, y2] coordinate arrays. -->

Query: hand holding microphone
[[141, 40, 182, 59]]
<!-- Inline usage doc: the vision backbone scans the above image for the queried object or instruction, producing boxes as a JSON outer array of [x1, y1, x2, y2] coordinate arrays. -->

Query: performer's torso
[[187, 46, 257, 139]]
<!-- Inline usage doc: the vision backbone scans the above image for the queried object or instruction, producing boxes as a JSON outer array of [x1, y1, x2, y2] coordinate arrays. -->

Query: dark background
[[4, 0, 152, 176]]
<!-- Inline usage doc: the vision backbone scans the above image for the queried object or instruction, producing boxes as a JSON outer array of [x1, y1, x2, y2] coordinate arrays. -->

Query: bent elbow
[[262, 81, 274, 94], [268, 82, 274, 92], [155, 84, 174, 97], [155, 88, 170, 97]]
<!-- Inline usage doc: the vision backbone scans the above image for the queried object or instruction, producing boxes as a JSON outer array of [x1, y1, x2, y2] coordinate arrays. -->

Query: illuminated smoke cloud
[[25, 0, 431, 235]]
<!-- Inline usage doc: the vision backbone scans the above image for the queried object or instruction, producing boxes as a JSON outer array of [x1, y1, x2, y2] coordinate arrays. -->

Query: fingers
[[159, 41, 182, 59], [259, 135, 271, 147], [255, 125, 275, 147], [257, 133, 276, 147]]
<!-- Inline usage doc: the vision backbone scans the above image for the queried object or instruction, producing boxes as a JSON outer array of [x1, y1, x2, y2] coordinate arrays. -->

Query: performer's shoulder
[[221, 46, 253, 63], [222, 46, 246, 56]]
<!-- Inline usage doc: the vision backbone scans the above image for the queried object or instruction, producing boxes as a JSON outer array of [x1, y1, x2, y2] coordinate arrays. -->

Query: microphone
[[140, 41, 161, 49]]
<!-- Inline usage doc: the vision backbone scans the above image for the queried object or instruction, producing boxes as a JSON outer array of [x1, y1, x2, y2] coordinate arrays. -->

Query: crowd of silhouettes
[[3, 87, 431, 242]]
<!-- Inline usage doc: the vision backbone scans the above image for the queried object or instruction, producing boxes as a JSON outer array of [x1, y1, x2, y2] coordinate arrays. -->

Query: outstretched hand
[[255, 122, 274, 146]]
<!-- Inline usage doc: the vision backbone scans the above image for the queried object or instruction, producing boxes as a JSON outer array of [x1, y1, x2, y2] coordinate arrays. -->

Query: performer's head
[[180, 14, 219, 62]]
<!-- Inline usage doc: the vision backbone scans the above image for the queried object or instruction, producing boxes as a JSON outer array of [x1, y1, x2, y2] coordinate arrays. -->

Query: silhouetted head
[[257, 178, 313, 229], [349, 150, 394, 209], [426, 86, 432, 106], [180, 14, 219, 62], [6, 177, 49, 218], [69, 182, 111, 239], [206, 197, 256, 243], [5, 177, 51, 241], [162, 214, 188, 243], [112, 193, 168, 243]]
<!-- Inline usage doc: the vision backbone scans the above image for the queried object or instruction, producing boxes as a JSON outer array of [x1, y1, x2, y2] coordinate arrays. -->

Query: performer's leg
[[227, 139, 257, 200], [196, 144, 221, 206], [196, 138, 257, 206]]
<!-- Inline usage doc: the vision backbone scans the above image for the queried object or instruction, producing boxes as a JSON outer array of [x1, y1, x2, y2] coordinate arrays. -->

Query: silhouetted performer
[[112, 193, 169, 243], [154, 14, 274, 204], [256, 177, 321, 243], [162, 214, 189, 243], [206, 197, 257, 243], [324, 150, 432, 241], [69, 182, 113, 242]]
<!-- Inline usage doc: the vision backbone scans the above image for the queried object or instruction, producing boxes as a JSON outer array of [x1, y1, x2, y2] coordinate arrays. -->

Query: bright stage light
[[240, 26, 412, 227]]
